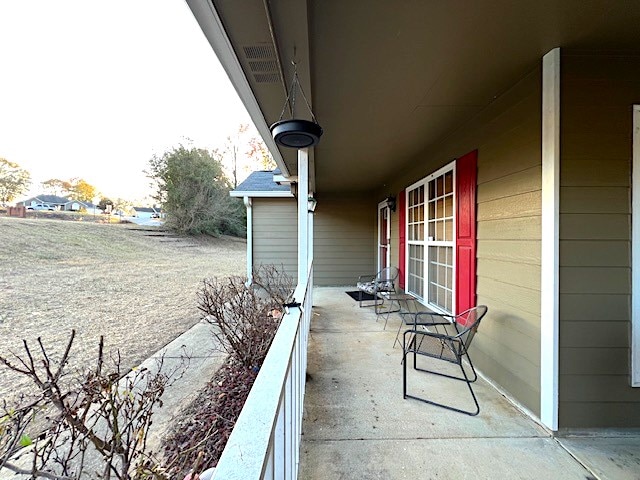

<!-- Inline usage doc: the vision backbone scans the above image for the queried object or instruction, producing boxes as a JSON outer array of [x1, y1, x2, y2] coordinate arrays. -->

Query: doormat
[[346, 290, 377, 302]]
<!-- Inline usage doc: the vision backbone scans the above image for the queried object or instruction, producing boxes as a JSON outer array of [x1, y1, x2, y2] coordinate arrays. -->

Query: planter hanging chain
[[270, 60, 323, 149], [278, 60, 318, 124]]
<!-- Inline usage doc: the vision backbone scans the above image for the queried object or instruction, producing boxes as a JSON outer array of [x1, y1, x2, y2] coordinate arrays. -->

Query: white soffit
[[184, 0, 289, 177]]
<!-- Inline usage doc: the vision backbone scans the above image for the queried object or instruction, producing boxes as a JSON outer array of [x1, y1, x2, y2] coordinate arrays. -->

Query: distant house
[[17, 195, 69, 210], [132, 206, 163, 219], [63, 200, 100, 212], [17, 195, 101, 213]]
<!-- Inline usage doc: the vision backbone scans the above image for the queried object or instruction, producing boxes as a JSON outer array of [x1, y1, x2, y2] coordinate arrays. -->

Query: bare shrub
[[196, 265, 293, 369], [165, 265, 294, 477], [0, 331, 187, 479]]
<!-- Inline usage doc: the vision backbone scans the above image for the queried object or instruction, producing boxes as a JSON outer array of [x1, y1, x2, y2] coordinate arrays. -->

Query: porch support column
[[307, 197, 314, 272], [541, 47, 560, 431], [298, 148, 310, 285], [244, 196, 253, 283]]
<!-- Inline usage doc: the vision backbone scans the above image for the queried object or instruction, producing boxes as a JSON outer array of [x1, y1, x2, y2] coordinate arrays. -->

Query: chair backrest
[[375, 266, 399, 283], [454, 305, 488, 354]]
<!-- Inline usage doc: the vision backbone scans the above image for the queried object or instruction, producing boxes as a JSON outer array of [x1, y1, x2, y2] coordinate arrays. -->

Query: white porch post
[[298, 148, 310, 285], [307, 196, 314, 272], [541, 47, 561, 431], [244, 196, 253, 283]]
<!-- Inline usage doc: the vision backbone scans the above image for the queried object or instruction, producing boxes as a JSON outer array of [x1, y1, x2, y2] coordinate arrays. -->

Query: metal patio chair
[[356, 266, 399, 309], [402, 305, 488, 416]]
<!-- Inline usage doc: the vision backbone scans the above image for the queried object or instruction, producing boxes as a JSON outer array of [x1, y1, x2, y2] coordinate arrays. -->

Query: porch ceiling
[[208, 0, 640, 193]]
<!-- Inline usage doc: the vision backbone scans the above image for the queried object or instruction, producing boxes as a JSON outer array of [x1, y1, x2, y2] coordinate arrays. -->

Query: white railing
[[211, 265, 314, 480]]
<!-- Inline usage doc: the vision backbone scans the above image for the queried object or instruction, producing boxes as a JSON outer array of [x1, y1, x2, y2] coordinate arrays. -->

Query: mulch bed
[[162, 357, 258, 477]]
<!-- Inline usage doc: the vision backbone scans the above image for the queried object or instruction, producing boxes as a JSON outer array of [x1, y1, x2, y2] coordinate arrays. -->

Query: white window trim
[[404, 160, 456, 315], [632, 104, 640, 387], [377, 200, 391, 271]]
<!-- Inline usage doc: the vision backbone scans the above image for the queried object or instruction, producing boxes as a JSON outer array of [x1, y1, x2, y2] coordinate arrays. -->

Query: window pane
[[444, 195, 453, 218], [444, 171, 453, 194], [436, 198, 444, 219], [445, 219, 453, 241]]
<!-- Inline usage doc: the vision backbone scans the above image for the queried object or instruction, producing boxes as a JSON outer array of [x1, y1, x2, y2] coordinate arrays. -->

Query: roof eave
[[185, 0, 290, 178]]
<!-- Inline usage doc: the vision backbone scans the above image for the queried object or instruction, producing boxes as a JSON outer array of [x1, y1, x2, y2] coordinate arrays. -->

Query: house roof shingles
[[20, 194, 70, 205], [232, 170, 291, 194]]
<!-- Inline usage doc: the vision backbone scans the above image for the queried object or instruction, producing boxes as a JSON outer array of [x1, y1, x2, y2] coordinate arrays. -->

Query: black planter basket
[[270, 119, 323, 148]]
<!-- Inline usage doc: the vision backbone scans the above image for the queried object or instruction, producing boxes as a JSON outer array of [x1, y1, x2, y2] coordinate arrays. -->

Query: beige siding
[[252, 195, 375, 287], [252, 199, 298, 281], [314, 194, 376, 286], [382, 68, 543, 416], [558, 54, 640, 429]]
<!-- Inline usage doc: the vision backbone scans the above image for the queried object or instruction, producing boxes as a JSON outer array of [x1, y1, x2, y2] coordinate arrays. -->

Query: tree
[[41, 178, 71, 196], [246, 134, 276, 171], [0, 158, 31, 205], [68, 178, 97, 203], [98, 197, 114, 211], [147, 146, 246, 236], [112, 197, 134, 216], [219, 125, 276, 188], [41, 177, 97, 202]]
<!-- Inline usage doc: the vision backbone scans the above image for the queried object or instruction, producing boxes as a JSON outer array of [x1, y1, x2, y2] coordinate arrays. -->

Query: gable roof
[[133, 207, 163, 213], [230, 170, 293, 198], [19, 194, 70, 205]]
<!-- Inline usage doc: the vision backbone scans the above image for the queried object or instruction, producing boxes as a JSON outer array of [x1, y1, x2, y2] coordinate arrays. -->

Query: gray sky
[[0, 0, 252, 202]]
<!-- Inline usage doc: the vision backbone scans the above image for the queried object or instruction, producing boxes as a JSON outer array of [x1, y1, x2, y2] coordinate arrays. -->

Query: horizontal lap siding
[[558, 54, 640, 429], [314, 195, 375, 286], [252, 199, 298, 281], [387, 68, 543, 416], [473, 72, 542, 416]]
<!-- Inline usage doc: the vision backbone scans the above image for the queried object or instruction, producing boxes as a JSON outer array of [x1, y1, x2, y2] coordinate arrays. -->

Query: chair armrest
[[357, 274, 376, 282], [412, 311, 453, 327], [403, 328, 462, 350]]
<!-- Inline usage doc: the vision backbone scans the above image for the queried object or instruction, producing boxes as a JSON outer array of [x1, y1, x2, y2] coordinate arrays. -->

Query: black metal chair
[[356, 266, 399, 309], [402, 305, 488, 416]]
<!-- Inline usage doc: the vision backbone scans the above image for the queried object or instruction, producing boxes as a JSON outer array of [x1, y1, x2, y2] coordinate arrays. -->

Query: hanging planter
[[270, 61, 323, 148], [270, 119, 323, 148]]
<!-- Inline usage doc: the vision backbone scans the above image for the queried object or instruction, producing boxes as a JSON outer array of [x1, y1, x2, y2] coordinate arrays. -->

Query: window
[[406, 162, 455, 313]]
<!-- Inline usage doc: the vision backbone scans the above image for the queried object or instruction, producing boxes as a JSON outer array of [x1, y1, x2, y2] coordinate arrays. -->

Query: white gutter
[[184, 0, 290, 177], [229, 190, 293, 198]]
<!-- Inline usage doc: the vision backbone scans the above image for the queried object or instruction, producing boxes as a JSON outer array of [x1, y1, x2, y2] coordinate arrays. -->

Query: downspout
[[244, 196, 253, 283]]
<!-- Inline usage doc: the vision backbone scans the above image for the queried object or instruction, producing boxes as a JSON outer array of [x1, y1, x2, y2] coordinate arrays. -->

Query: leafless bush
[[252, 264, 294, 306], [196, 265, 293, 369], [0, 331, 188, 479]]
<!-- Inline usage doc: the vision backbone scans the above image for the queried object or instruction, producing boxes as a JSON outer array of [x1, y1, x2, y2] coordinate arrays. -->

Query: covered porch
[[300, 288, 639, 479]]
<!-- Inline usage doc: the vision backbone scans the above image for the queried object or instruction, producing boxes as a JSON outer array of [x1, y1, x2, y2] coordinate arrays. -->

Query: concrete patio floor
[[299, 287, 640, 480]]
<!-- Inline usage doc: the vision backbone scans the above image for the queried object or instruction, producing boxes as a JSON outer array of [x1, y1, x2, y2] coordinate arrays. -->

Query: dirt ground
[[0, 216, 246, 403]]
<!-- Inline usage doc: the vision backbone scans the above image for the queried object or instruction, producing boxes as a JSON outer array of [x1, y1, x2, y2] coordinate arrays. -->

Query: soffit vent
[[242, 44, 280, 84]]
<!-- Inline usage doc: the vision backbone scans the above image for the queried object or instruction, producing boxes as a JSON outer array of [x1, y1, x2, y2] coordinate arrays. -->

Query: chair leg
[[403, 355, 480, 416]]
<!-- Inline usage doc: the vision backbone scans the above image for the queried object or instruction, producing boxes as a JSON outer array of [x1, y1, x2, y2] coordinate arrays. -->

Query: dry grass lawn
[[0, 216, 246, 403]]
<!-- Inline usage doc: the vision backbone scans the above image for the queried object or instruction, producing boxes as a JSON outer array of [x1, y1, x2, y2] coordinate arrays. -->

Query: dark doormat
[[346, 290, 377, 302]]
